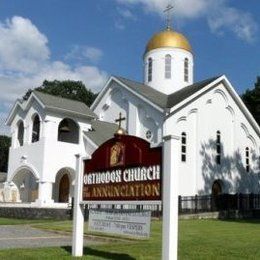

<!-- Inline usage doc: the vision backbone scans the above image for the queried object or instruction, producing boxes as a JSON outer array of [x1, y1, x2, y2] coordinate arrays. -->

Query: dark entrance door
[[212, 180, 222, 196], [59, 174, 70, 202], [212, 180, 222, 210]]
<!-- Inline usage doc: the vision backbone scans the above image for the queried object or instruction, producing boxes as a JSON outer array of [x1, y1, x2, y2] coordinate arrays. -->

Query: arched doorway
[[59, 174, 70, 202], [12, 168, 38, 203], [212, 180, 222, 196], [53, 168, 75, 203]]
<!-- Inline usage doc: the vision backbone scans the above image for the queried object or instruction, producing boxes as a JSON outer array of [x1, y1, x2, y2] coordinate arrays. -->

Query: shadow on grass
[[62, 246, 135, 260], [219, 218, 260, 225]]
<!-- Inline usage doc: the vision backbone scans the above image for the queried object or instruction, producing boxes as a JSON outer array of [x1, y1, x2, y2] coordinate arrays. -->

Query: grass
[[0, 218, 260, 259], [0, 217, 57, 225]]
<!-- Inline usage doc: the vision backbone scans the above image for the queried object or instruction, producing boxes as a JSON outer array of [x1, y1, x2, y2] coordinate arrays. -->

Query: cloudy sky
[[0, 0, 260, 135]]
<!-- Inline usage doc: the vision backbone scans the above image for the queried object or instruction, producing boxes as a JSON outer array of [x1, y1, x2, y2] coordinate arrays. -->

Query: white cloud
[[117, 8, 137, 20], [208, 6, 258, 43], [0, 16, 50, 73], [0, 16, 108, 132], [115, 21, 125, 30], [114, 7, 137, 30], [117, 0, 258, 42], [65, 45, 103, 63]]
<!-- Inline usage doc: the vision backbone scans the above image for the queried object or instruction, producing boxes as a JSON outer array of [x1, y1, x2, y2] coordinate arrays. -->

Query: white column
[[72, 154, 84, 257], [162, 135, 180, 260], [34, 181, 54, 206]]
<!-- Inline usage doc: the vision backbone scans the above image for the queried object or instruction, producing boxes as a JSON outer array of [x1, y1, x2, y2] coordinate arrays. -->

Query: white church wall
[[41, 112, 91, 183], [95, 84, 128, 130], [165, 82, 260, 196], [144, 48, 194, 95], [93, 81, 163, 145], [8, 99, 46, 182], [173, 111, 198, 196]]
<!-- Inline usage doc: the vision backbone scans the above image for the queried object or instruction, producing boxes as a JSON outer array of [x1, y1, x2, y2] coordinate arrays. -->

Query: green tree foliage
[[23, 80, 98, 107], [0, 135, 11, 172], [241, 77, 260, 126]]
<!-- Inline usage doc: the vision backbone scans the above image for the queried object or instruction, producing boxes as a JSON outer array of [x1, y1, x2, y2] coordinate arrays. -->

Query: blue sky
[[0, 0, 260, 134]]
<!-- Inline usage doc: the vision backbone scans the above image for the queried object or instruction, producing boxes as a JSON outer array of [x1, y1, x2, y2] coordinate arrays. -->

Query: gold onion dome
[[145, 28, 192, 54]]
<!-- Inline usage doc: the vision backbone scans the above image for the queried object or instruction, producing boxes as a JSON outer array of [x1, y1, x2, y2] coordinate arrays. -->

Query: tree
[[241, 77, 260, 126], [0, 135, 11, 172], [23, 80, 98, 107]]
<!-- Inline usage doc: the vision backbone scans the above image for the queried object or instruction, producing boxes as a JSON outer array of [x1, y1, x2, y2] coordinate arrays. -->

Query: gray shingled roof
[[115, 76, 220, 109], [84, 120, 118, 146], [33, 90, 97, 119]]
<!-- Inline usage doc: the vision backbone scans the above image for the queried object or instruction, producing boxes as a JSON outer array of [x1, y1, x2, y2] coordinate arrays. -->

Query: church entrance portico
[[53, 168, 75, 203]]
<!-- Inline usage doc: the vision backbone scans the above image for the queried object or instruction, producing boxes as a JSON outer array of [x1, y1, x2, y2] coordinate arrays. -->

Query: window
[[216, 131, 221, 165], [165, 54, 171, 79], [184, 58, 189, 82], [146, 130, 152, 140], [32, 114, 40, 143], [17, 121, 24, 146], [148, 58, 152, 82], [58, 118, 79, 144], [181, 132, 186, 162], [245, 147, 250, 172]]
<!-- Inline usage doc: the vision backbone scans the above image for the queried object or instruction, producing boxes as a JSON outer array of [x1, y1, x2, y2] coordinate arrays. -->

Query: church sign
[[83, 134, 162, 201]]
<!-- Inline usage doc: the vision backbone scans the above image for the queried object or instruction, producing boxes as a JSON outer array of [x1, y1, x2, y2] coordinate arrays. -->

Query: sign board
[[83, 134, 162, 201], [88, 209, 151, 238]]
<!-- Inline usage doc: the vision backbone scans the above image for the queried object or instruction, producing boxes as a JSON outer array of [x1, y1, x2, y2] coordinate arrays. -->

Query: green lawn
[[0, 217, 56, 225], [0, 218, 259, 259]]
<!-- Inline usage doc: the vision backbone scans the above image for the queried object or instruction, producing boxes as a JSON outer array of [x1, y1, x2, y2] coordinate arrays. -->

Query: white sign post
[[72, 154, 84, 257], [162, 135, 180, 260]]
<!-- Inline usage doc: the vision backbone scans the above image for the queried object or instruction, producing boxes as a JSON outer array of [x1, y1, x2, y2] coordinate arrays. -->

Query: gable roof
[[114, 76, 220, 109], [166, 76, 220, 108], [114, 76, 168, 108], [83, 120, 118, 146], [6, 91, 97, 125], [33, 91, 97, 118]]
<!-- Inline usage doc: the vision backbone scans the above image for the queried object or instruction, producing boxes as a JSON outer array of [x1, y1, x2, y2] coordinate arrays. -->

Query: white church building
[[2, 25, 260, 206]]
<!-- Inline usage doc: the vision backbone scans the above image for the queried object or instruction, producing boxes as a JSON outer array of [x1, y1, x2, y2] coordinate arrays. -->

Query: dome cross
[[164, 3, 174, 30]]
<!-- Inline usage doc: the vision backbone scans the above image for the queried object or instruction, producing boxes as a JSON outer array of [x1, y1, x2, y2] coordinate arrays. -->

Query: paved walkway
[[0, 225, 101, 249]]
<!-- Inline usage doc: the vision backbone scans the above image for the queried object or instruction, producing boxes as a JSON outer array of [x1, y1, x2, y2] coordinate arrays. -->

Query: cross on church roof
[[164, 3, 174, 30], [115, 112, 126, 129]]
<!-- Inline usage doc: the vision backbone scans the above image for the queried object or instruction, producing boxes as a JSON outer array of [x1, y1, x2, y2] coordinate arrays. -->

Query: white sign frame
[[72, 134, 180, 260]]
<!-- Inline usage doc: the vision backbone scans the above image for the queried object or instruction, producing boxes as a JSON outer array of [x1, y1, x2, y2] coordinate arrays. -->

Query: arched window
[[17, 121, 24, 147], [181, 132, 186, 162], [148, 58, 152, 82], [184, 58, 189, 82], [216, 131, 221, 165], [58, 118, 79, 144], [165, 54, 171, 79], [32, 114, 40, 143], [245, 147, 250, 172]]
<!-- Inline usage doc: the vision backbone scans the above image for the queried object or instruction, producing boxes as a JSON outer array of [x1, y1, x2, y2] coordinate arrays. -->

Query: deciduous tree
[[23, 80, 98, 107], [0, 135, 11, 172]]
